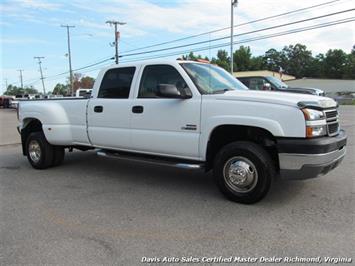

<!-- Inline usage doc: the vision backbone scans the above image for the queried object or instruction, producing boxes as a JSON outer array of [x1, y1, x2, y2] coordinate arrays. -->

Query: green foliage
[[182, 43, 355, 79], [4, 85, 38, 96], [211, 50, 230, 72], [52, 83, 69, 95]]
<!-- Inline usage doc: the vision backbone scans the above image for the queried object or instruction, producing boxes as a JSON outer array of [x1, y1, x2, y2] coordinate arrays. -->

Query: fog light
[[306, 125, 327, 138]]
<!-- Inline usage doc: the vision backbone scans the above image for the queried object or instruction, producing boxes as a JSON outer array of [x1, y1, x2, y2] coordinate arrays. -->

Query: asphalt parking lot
[[0, 107, 354, 265]]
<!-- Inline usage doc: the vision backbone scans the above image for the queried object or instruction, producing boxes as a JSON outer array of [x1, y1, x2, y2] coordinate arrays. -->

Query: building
[[285, 78, 355, 96], [234, 70, 295, 81]]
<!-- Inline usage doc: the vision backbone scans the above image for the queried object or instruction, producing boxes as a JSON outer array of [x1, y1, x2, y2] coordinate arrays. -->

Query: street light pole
[[106, 20, 126, 64], [230, 0, 238, 75], [61, 25, 75, 96]]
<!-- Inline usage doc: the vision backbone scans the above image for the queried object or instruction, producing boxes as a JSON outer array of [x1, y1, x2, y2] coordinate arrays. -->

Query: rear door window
[[98, 67, 136, 98]]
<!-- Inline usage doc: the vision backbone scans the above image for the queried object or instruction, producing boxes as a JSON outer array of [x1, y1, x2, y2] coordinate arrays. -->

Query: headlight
[[301, 108, 327, 138], [302, 108, 325, 120]]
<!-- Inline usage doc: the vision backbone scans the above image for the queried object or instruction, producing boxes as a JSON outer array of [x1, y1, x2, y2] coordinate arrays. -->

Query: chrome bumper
[[279, 146, 346, 180]]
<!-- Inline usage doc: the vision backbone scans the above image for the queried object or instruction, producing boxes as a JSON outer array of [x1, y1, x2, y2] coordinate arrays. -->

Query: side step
[[97, 149, 205, 170]]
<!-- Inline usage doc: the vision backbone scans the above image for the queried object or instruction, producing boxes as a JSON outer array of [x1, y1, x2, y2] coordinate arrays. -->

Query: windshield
[[266, 76, 288, 89], [181, 63, 248, 94]]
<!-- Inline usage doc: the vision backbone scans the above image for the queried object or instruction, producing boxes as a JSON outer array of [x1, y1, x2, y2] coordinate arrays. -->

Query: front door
[[130, 64, 201, 160]]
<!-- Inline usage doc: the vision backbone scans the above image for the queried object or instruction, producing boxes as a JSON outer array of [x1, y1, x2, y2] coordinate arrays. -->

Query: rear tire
[[213, 141, 274, 204], [52, 146, 65, 167], [26, 132, 54, 169]]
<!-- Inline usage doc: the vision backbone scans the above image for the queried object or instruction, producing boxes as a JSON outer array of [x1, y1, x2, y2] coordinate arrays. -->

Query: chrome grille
[[324, 109, 339, 136]]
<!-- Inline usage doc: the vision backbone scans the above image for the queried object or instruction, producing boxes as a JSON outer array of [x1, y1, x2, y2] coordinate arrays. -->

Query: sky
[[1, 0, 354, 94]]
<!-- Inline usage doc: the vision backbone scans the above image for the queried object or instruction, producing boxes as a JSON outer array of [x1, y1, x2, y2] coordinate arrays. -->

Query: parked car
[[0, 96, 12, 108], [75, 88, 92, 98], [9, 95, 25, 109], [17, 60, 346, 204], [238, 76, 325, 96]]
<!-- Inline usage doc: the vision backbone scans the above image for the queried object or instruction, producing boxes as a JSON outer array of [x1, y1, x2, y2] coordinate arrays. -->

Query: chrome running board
[[97, 149, 204, 170]]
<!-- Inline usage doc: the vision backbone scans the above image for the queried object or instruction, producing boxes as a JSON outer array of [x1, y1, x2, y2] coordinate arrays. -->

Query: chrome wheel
[[223, 156, 258, 193], [28, 140, 41, 163]]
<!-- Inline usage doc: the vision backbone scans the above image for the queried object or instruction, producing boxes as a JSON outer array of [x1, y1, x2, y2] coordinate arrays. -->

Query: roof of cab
[[101, 59, 208, 71]]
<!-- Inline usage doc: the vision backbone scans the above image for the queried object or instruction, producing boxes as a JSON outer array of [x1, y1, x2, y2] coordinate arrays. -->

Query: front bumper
[[277, 130, 347, 180]]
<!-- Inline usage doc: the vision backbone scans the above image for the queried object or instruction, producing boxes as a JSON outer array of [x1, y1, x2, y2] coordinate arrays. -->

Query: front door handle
[[94, 105, 103, 113], [132, 105, 144, 113]]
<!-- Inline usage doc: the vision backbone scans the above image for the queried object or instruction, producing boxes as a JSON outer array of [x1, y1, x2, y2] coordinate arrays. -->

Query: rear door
[[130, 64, 201, 160], [87, 67, 137, 149]]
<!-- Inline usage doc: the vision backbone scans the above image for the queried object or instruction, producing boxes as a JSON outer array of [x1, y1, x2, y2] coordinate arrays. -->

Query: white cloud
[[1, 37, 50, 44], [13, 0, 61, 10], [67, 0, 355, 54]]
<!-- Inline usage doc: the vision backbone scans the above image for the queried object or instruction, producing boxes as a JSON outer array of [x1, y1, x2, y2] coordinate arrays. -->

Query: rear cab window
[[98, 67, 136, 98]]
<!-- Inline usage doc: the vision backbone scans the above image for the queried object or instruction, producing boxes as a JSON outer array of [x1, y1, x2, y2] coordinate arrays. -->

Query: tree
[[4, 85, 38, 96], [52, 83, 69, 95], [72, 73, 82, 92], [80, 76, 95, 89], [181, 52, 203, 60], [282, 44, 314, 78], [264, 48, 285, 72], [211, 50, 230, 71], [344, 45, 355, 79], [322, 49, 348, 79], [66, 73, 95, 93], [233, 46, 252, 71]]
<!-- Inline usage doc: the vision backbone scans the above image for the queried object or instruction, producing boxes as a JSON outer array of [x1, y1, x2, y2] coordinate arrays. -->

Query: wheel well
[[206, 125, 279, 171], [21, 118, 43, 155]]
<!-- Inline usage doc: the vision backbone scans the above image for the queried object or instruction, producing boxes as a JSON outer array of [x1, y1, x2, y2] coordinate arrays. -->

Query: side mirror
[[262, 83, 271, 90], [158, 84, 191, 99]]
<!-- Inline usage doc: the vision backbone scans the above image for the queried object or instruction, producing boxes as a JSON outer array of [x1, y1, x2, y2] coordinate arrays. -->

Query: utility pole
[[17, 69, 24, 89], [34, 57, 46, 94], [4, 78, 8, 93], [230, 0, 238, 75], [61, 25, 75, 96], [106, 20, 126, 64]]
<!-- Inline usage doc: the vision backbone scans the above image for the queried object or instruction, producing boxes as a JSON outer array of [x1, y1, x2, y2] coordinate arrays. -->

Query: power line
[[10, 3, 351, 89], [121, 0, 343, 53], [120, 17, 355, 63], [119, 8, 354, 58], [21, 16, 355, 88]]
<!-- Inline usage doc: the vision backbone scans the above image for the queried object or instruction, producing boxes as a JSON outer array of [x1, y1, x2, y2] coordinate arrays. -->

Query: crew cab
[[238, 76, 325, 96], [18, 60, 346, 204]]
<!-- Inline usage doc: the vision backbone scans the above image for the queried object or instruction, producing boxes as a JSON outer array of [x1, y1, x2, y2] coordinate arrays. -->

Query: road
[[0, 107, 354, 265]]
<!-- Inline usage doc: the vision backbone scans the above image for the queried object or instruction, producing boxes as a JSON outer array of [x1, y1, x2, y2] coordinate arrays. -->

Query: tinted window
[[98, 67, 135, 98], [248, 77, 265, 90], [139, 65, 188, 98], [238, 78, 250, 87]]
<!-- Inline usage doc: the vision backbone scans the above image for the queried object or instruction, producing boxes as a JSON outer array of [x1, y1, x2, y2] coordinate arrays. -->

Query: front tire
[[26, 132, 54, 169], [213, 141, 274, 204]]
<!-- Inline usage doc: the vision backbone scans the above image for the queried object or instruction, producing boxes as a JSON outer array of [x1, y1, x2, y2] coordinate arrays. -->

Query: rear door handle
[[94, 106, 103, 113], [132, 105, 144, 113]]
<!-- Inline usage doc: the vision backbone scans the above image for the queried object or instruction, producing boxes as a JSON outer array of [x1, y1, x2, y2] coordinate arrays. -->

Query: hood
[[213, 90, 336, 109], [289, 86, 324, 93]]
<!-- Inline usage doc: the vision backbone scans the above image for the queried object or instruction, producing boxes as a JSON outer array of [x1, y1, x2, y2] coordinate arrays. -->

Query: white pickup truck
[[18, 60, 347, 203]]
